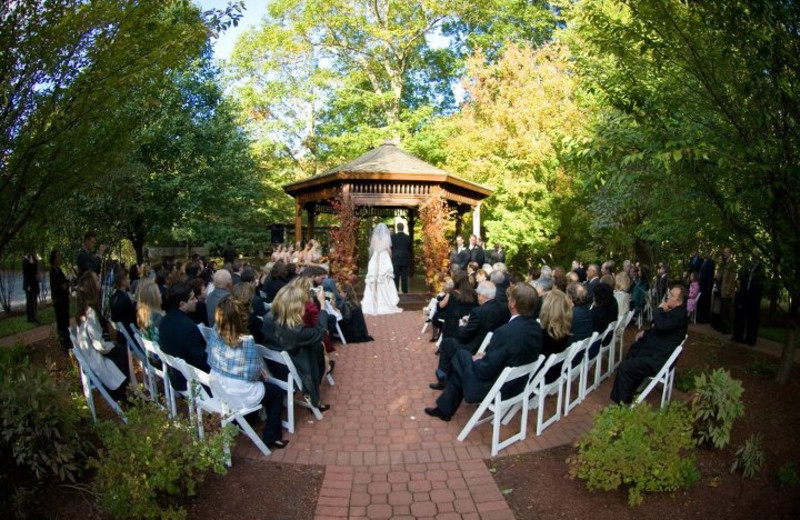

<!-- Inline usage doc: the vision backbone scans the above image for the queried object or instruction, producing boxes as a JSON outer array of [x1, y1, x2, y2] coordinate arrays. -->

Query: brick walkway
[[233, 310, 610, 519]]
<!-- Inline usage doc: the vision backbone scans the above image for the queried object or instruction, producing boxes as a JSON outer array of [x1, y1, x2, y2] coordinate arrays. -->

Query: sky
[[195, 0, 269, 61]]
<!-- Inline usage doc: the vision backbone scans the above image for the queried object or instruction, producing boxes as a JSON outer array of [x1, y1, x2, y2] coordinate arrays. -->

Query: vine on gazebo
[[329, 194, 359, 288], [419, 193, 451, 293]]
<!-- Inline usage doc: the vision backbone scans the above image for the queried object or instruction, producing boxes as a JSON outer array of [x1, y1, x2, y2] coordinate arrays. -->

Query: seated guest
[[339, 283, 373, 343], [614, 272, 632, 320], [568, 282, 594, 343], [207, 295, 288, 450], [136, 280, 165, 343], [109, 266, 136, 346], [438, 270, 479, 341], [233, 282, 264, 343], [589, 282, 618, 358], [187, 277, 209, 326], [241, 266, 267, 317], [261, 278, 331, 412], [540, 289, 573, 383], [611, 285, 688, 404], [263, 260, 290, 304], [430, 281, 510, 390], [552, 266, 568, 292], [490, 267, 510, 306], [206, 269, 232, 326], [424, 283, 542, 421], [429, 277, 454, 342], [159, 281, 209, 392], [75, 271, 129, 401]]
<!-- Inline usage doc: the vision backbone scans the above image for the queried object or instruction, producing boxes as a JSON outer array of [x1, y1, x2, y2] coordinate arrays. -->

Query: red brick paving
[[230, 310, 614, 519]]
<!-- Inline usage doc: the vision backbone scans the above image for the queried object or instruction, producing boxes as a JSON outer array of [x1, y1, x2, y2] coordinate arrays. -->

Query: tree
[[0, 0, 242, 259], [564, 0, 800, 382], [439, 43, 591, 267]]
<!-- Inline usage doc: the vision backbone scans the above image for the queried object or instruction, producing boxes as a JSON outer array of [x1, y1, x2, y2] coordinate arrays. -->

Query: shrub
[[569, 403, 700, 506], [691, 368, 745, 449], [778, 463, 799, 490], [674, 367, 702, 393], [730, 433, 765, 479], [91, 397, 233, 520]]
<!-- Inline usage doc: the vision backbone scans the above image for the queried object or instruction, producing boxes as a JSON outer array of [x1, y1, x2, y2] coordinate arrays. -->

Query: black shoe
[[429, 381, 445, 391], [429, 336, 439, 343], [318, 404, 331, 413], [266, 439, 290, 450], [327, 360, 336, 376], [424, 407, 451, 422]]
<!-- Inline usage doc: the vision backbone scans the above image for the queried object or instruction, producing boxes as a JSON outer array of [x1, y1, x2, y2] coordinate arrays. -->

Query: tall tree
[[565, 0, 800, 382], [0, 0, 242, 259]]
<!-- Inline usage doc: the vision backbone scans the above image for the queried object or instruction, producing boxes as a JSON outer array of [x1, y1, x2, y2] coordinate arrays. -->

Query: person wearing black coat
[[468, 235, 485, 267], [50, 250, 71, 351], [425, 283, 542, 421], [391, 223, 413, 294], [697, 255, 715, 323], [22, 251, 40, 324], [158, 281, 209, 392], [109, 267, 137, 347], [431, 282, 511, 388], [610, 285, 688, 404]]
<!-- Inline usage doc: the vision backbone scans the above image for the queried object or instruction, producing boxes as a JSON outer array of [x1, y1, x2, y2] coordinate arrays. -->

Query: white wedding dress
[[362, 225, 403, 315]]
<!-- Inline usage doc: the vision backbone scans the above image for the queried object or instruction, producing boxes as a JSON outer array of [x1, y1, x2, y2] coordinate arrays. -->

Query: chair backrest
[[324, 299, 343, 321], [633, 335, 688, 408], [476, 332, 494, 355], [619, 310, 635, 331], [486, 355, 545, 403], [601, 320, 618, 346], [424, 297, 438, 317], [565, 332, 597, 368], [198, 324, 213, 342], [256, 344, 304, 392]]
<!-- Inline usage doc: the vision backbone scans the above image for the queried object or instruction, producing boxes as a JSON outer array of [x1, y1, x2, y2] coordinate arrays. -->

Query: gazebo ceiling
[[283, 141, 492, 210]]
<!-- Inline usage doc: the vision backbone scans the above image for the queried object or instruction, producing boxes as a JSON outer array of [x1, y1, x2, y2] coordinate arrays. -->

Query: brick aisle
[[233, 310, 611, 519]]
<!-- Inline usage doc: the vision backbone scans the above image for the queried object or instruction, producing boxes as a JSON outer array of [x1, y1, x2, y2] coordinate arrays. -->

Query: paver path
[[233, 310, 609, 519]]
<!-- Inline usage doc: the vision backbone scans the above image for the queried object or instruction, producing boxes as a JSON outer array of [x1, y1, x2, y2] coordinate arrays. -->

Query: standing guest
[[540, 289, 574, 384], [136, 280, 165, 343], [23, 251, 40, 324], [129, 264, 142, 295], [632, 265, 650, 317], [655, 262, 670, 303], [76, 232, 105, 276], [424, 283, 542, 421], [589, 283, 618, 358], [686, 272, 700, 316], [449, 236, 469, 271], [585, 264, 600, 302], [610, 285, 688, 404], [490, 243, 505, 265], [468, 234, 485, 267], [75, 271, 129, 401], [158, 281, 209, 393], [206, 269, 233, 326], [715, 248, 737, 335], [391, 222, 412, 295], [572, 260, 587, 283], [50, 250, 71, 351], [732, 255, 764, 346], [207, 295, 288, 449]]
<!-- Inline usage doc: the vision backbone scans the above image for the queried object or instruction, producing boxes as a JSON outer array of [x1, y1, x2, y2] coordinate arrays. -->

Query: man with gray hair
[[490, 268, 510, 305], [430, 281, 510, 390], [206, 269, 232, 325]]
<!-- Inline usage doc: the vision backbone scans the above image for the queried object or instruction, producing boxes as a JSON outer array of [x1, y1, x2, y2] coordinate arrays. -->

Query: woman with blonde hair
[[207, 295, 288, 449], [539, 289, 574, 383], [614, 272, 632, 319], [261, 277, 331, 411], [137, 279, 165, 343]]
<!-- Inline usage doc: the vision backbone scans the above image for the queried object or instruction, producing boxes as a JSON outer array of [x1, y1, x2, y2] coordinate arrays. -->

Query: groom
[[391, 223, 412, 294]]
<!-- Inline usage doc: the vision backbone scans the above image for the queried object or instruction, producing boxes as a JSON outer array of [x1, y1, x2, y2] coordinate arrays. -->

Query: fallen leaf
[[502, 488, 513, 495]]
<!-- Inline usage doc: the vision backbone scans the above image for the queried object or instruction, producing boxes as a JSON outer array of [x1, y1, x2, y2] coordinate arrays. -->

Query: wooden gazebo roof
[[283, 141, 492, 213]]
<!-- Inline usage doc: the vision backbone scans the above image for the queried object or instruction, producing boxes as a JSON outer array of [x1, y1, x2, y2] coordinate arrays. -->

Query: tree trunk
[[776, 297, 798, 384], [131, 233, 146, 265]]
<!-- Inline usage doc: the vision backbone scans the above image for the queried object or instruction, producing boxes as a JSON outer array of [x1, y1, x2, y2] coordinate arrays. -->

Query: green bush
[[91, 397, 234, 520], [674, 367, 703, 393], [569, 403, 700, 506], [730, 433, 765, 479], [691, 368, 745, 449], [778, 463, 799, 490]]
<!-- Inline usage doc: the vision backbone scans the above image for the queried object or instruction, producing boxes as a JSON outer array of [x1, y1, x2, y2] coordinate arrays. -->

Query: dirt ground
[[491, 333, 800, 519]]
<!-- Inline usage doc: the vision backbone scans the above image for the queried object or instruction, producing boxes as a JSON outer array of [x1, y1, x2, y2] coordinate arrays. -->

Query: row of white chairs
[[458, 309, 686, 456]]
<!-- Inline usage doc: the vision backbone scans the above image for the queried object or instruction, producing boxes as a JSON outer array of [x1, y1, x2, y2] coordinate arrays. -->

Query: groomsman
[[391, 223, 412, 294]]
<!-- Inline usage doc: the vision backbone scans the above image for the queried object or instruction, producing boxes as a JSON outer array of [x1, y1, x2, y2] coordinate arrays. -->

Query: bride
[[361, 223, 403, 315]]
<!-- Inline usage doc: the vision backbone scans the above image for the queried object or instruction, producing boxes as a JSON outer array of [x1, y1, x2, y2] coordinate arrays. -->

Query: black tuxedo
[[159, 309, 209, 391], [76, 247, 101, 275], [436, 314, 542, 417], [391, 231, 412, 293], [468, 245, 485, 267], [436, 298, 511, 378], [610, 304, 688, 404], [698, 257, 716, 323], [450, 247, 469, 270]]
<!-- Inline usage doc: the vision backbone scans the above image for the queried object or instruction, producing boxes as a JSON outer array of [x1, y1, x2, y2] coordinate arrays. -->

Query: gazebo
[[283, 141, 492, 249]]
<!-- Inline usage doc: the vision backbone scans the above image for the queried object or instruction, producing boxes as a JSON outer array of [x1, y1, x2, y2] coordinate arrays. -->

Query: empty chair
[[502, 350, 571, 435], [457, 355, 545, 457], [324, 299, 347, 345]]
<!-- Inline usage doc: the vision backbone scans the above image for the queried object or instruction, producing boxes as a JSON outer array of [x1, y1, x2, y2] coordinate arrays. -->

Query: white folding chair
[[613, 310, 636, 370], [502, 350, 570, 435], [638, 291, 653, 329], [421, 297, 438, 334], [633, 336, 687, 409], [597, 320, 618, 383], [255, 344, 322, 431], [476, 332, 494, 355], [324, 299, 347, 345], [457, 355, 545, 457], [137, 334, 177, 417], [116, 322, 158, 400], [162, 354, 271, 464], [197, 323, 213, 343], [563, 333, 598, 416], [583, 321, 617, 397], [68, 329, 127, 424]]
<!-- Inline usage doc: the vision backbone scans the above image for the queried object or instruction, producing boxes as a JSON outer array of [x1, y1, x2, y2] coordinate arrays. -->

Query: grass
[[0, 302, 75, 339], [759, 326, 786, 345]]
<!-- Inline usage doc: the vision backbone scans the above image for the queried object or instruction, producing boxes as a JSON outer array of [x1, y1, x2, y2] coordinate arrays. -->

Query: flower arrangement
[[329, 193, 360, 288], [419, 193, 452, 293]]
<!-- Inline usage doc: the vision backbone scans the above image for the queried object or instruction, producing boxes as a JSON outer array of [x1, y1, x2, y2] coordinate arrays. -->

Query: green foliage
[[777, 463, 799, 490], [91, 398, 233, 520], [691, 369, 745, 449], [0, 354, 90, 483], [569, 403, 699, 506], [730, 433, 765, 479], [673, 368, 702, 394]]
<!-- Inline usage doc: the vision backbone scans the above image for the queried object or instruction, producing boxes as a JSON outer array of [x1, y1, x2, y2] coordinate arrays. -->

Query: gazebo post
[[294, 200, 302, 246], [454, 210, 463, 239], [306, 203, 316, 242]]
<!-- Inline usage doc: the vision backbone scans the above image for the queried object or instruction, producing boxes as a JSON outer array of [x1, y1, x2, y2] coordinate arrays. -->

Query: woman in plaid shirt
[[208, 296, 288, 449]]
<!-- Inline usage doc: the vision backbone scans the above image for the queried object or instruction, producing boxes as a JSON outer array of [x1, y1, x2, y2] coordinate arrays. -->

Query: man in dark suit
[[76, 232, 105, 276], [430, 281, 511, 389], [449, 236, 469, 270], [697, 254, 715, 323], [567, 282, 593, 342], [468, 234, 485, 266], [159, 281, 209, 392], [425, 282, 542, 421], [109, 266, 136, 346], [391, 222, 412, 294], [610, 284, 688, 404], [584, 264, 600, 302]]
